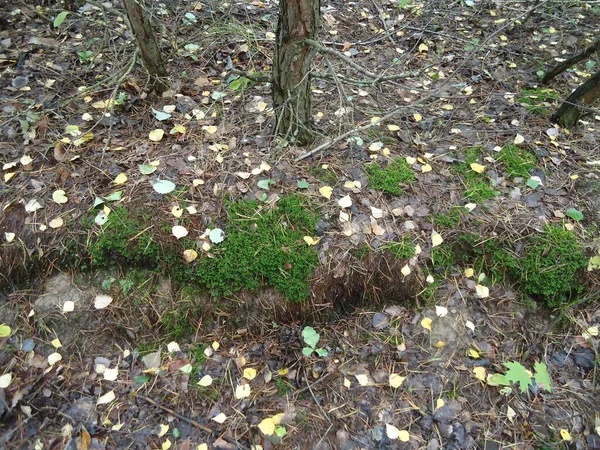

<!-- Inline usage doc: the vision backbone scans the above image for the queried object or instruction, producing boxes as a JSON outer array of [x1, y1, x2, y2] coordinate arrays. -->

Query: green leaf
[[104, 191, 123, 202], [0, 324, 11, 338], [502, 361, 532, 393], [526, 178, 540, 189], [302, 347, 314, 357], [533, 362, 551, 392], [152, 108, 172, 121], [172, 428, 181, 438], [257, 179, 274, 190], [139, 164, 157, 175], [297, 180, 309, 189], [315, 348, 329, 357], [152, 179, 176, 194], [53, 11, 70, 28], [566, 208, 583, 221], [229, 77, 250, 92], [135, 374, 150, 384], [211, 91, 227, 101], [301, 326, 320, 349], [275, 426, 287, 437]]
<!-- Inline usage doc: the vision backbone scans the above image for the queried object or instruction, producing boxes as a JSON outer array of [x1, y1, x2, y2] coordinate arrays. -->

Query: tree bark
[[273, 0, 320, 145], [552, 69, 600, 128], [122, 0, 168, 94]]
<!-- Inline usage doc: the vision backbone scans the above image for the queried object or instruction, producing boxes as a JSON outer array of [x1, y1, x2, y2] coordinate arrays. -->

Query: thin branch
[[543, 38, 600, 84]]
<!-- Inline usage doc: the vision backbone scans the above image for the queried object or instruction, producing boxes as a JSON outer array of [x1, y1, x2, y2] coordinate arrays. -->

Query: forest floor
[[1, 0, 600, 449]]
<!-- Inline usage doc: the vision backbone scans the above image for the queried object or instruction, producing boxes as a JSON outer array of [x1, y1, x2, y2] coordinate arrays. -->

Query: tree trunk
[[552, 70, 600, 128], [273, 0, 320, 145], [122, 0, 168, 94]]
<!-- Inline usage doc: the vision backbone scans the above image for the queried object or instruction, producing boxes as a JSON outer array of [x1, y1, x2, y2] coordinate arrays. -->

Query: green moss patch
[[366, 158, 415, 195], [497, 144, 536, 178], [517, 88, 560, 115], [87, 195, 319, 302], [451, 226, 587, 307], [454, 146, 499, 202]]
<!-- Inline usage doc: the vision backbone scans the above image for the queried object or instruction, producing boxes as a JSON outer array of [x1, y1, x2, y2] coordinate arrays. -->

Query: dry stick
[[295, 0, 552, 162], [542, 38, 600, 84], [139, 394, 215, 434]]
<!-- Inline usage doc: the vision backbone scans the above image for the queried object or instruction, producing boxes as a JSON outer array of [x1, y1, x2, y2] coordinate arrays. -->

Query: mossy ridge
[[366, 158, 415, 195], [449, 226, 587, 307], [87, 195, 319, 303]]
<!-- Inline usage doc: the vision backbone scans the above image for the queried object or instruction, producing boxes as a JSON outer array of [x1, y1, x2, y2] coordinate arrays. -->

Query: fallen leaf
[[183, 249, 198, 262], [303, 236, 319, 246], [172, 226, 188, 239], [104, 368, 118, 381], [48, 353, 61, 367], [94, 294, 113, 309], [51, 338, 62, 348], [387, 124, 400, 131], [513, 134, 525, 144], [63, 301, 75, 313], [473, 367, 487, 381], [560, 429, 572, 441], [235, 384, 251, 399], [52, 190, 68, 204], [258, 418, 275, 435], [389, 373, 406, 388], [153, 179, 176, 194], [211, 413, 227, 424], [470, 163, 486, 173], [243, 368, 257, 380], [421, 317, 432, 331], [435, 306, 448, 317], [197, 375, 213, 386], [0, 325, 11, 337], [97, 390, 115, 405], [149, 129, 165, 142], [401, 265, 411, 276], [49, 217, 64, 228], [338, 195, 352, 208], [431, 231, 443, 247], [113, 173, 127, 185], [355, 373, 370, 386], [4, 233, 15, 243], [0, 373, 13, 389], [475, 284, 489, 298]]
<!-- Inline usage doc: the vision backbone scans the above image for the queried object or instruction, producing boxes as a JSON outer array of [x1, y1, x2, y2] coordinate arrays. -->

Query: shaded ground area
[[1, 0, 600, 448]]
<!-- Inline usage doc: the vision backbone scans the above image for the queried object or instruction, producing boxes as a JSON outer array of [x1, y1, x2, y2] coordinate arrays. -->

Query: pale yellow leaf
[[162, 439, 172, 450], [319, 186, 333, 199], [52, 190, 68, 204], [212, 413, 227, 424], [197, 375, 213, 386], [49, 217, 64, 229], [475, 284, 489, 298], [355, 373, 370, 386], [464, 268, 474, 277], [235, 384, 251, 399], [401, 265, 411, 276], [97, 390, 115, 405], [338, 195, 352, 208], [51, 338, 62, 348], [473, 367, 487, 381], [258, 418, 275, 435], [389, 373, 406, 388], [421, 317, 432, 331], [172, 226, 188, 239], [303, 236, 319, 246], [470, 163, 486, 174], [113, 173, 127, 185], [431, 231, 443, 247], [513, 134, 525, 144], [560, 429, 572, 441], [63, 301, 75, 313], [243, 368, 257, 380], [421, 163, 432, 173], [418, 43, 428, 53], [387, 124, 400, 131], [0, 373, 13, 389], [149, 129, 165, 142], [413, 113, 422, 122], [171, 206, 183, 218], [183, 249, 198, 263]]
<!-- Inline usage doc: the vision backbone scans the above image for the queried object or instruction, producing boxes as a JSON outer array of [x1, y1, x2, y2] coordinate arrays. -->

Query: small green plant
[[366, 158, 415, 195], [276, 377, 293, 396], [77, 50, 94, 63], [384, 236, 414, 259], [516, 88, 559, 115], [497, 145, 536, 178], [301, 326, 328, 357], [488, 361, 551, 393], [432, 208, 463, 229], [352, 245, 370, 260]]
